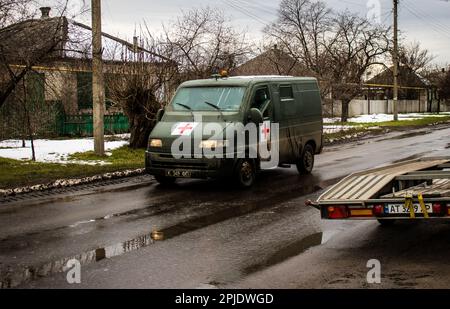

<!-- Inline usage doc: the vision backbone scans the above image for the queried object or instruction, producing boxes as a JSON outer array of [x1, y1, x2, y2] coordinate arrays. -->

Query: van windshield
[[171, 87, 246, 111]]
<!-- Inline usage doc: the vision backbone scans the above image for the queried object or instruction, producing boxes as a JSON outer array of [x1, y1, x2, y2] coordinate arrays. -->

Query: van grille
[[150, 159, 210, 170]]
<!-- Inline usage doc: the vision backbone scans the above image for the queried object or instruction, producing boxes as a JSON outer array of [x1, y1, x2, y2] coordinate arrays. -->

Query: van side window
[[280, 86, 294, 100], [252, 87, 270, 110]]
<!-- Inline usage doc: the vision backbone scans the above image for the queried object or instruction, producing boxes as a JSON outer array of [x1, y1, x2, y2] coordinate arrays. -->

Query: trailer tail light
[[432, 203, 442, 215], [327, 206, 349, 219], [372, 204, 384, 216]]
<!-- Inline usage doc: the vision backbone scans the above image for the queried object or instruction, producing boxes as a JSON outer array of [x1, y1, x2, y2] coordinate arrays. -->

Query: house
[[231, 46, 306, 76], [0, 7, 168, 138], [365, 66, 430, 100]]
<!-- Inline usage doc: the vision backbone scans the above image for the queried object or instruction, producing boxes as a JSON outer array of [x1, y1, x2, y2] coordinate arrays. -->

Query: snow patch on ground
[[323, 125, 355, 134], [0, 137, 129, 164]]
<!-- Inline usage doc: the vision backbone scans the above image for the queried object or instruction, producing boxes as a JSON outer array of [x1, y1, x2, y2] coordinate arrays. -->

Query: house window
[[77, 72, 93, 109]]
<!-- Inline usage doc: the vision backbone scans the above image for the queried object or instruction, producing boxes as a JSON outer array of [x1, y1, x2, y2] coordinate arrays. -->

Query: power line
[[238, 0, 278, 16], [403, 0, 450, 35], [402, 4, 450, 39], [223, 0, 272, 26]]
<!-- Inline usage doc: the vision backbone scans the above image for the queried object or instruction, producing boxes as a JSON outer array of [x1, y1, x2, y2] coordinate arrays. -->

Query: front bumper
[[145, 151, 236, 179]]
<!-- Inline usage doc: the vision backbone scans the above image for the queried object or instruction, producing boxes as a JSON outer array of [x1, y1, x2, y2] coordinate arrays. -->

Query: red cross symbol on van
[[261, 123, 270, 140], [177, 123, 193, 135]]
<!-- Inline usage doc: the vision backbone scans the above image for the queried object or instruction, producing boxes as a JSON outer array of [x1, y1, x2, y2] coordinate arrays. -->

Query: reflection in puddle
[[0, 233, 155, 288], [1, 176, 334, 288]]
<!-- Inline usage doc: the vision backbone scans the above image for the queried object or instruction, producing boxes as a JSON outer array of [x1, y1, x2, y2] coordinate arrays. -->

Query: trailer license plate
[[385, 203, 433, 214], [166, 170, 192, 178]]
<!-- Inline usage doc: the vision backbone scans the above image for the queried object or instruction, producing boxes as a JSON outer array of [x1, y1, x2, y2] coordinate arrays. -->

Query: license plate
[[385, 203, 433, 214], [165, 169, 192, 178]]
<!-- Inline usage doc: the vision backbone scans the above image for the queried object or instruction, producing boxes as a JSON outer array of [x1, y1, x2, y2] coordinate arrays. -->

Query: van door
[[250, 85, 274, 163], [276, 84, 299, 163]]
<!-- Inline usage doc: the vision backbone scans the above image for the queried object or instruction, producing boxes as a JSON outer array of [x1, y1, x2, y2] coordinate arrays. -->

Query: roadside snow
[[0, 137, 128, 164], [323, 125, 355, 134], [324, 112, 450, 124]]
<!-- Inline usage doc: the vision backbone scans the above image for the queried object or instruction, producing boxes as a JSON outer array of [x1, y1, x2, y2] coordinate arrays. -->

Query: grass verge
[[0, 146, 145, 189], [324, 115, 450, 142]]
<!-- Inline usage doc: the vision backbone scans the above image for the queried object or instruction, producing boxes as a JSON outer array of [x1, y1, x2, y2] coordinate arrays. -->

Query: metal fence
[[56, 113, 130, 136]]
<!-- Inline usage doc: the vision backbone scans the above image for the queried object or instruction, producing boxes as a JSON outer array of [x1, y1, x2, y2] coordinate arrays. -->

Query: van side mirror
[[156, 108, 165, 123], [249, 108, 263, 124]]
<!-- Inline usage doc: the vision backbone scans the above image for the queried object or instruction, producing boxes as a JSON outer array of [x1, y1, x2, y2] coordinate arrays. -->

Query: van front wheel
[[296, 144, 315, 174], [234, 159, 256, 188]]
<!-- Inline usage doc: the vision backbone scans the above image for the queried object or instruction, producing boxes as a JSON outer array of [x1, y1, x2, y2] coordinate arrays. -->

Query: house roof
[[367, 66, 431, 88], [0, 16, 68, 62], [231, 48, 306, 77], [0, 9, 169, 64]]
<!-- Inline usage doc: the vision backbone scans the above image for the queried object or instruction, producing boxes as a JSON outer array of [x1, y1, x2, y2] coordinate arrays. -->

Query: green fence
[[57, 113, 130, 136]]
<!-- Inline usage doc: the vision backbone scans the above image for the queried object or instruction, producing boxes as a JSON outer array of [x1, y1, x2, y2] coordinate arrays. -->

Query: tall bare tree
[[326, 12, 390, 121], [106, 7, 252, 148], [265, 0, 332, 94], [164, 7, 251, 80], [105, 35, 178, 148], [398, 42, 435, 74], [266, 0, 390, 121]]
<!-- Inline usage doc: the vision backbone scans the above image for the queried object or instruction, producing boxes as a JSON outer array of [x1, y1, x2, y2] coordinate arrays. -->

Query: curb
[[0, 168, 146, 198]]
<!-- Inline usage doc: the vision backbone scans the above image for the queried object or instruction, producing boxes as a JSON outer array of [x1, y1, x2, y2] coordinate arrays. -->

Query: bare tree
[[398, 42, 435, 74], [265, 0, 332, 94], [0, 0, 35, 28], [267, 0, 390, 121], [106, 7, 252, 148], [165, 7, 251, 80], [326, 12, 390, 122], [105, 34, 178, 149]]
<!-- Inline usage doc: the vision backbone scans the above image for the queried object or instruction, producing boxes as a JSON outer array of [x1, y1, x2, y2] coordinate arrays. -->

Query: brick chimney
[[40, 7, 51, 19]]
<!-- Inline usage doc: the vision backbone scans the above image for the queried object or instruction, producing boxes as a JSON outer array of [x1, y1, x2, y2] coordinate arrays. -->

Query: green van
[[146, 75, 323, 187]]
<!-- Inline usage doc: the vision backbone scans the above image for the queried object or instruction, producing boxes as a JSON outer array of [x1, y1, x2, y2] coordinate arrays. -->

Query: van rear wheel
[[296, 144, 315, 174], [154, 175, 176, 185], [234, 159, 255, 188]]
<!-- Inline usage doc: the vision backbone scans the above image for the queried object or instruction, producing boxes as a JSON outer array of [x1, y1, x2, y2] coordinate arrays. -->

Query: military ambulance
[[146, 75, 323, 187]]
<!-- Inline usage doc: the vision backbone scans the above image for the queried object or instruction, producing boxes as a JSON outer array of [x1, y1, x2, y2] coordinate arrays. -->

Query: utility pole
[[91, 0, 105, 155], [393, 0, 399, 121]]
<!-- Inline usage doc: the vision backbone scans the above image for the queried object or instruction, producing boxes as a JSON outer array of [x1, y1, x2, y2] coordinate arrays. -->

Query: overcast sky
[[45, 0, 450, 65]]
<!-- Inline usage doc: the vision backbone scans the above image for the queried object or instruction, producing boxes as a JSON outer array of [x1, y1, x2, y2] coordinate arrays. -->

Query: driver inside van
[[252, 88, 272, 118]]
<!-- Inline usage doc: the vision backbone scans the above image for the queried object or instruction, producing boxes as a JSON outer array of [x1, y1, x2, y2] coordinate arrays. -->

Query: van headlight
[[149, 139, 163, 148], [199, 140, 229, 149]]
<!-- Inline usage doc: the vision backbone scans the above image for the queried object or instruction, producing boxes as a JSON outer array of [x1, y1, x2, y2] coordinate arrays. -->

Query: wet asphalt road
[[1, 125, 449, 288]]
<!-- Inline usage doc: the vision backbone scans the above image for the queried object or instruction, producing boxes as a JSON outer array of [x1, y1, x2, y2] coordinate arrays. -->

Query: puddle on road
[[390, 131, 431, 140], [242, 232, 323, 275], [0, 176, 339, 288], [0, 233, 155, 288]]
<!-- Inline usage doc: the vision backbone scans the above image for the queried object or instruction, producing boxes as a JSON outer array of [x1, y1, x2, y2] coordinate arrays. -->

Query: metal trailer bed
[[310, 157, 450, 222]]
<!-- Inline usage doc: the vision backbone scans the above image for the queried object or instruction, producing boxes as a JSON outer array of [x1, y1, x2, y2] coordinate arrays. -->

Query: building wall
[[324, 99, 431, 117], [43, 70, 78, 114]]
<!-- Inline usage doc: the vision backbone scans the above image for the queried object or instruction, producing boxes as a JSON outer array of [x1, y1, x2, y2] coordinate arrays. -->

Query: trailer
[[308, 157, 450, 225]]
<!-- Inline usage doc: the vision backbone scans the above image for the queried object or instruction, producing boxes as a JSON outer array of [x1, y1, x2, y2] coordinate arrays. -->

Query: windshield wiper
[[203, 101, 225, 120], [175, 102, 194, 120]]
